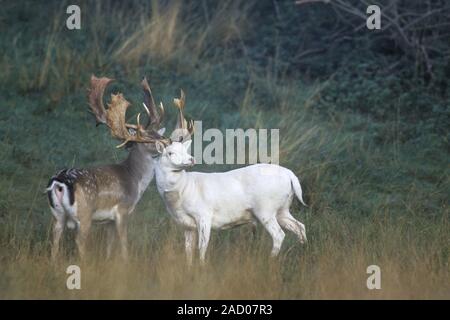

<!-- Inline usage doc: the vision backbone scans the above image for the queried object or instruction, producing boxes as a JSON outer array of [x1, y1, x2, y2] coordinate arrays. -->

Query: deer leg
[[250, 220, 258, 239], [184, 229, 197, 267], [75, 224, 90, 261], [75, 220, 91, 260], [114, 209, 128, 260], [277, 210, 307, 244], [196, 217, 211, 265], [106, 222, 116, 259], [51, 213, 65, 261], [258, 215, 285, 257]]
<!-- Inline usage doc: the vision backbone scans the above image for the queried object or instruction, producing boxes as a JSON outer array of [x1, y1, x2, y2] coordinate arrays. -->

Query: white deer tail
[[46, 180, 70, 211], [288, 171, 308, 207]]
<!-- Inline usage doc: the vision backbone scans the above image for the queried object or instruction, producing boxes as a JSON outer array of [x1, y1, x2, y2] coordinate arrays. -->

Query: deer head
[[155, 89, 196, 168]]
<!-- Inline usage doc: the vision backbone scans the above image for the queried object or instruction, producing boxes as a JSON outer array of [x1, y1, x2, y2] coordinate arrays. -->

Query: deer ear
[[155, 141, 165, 154], [157, 127, 166, 136], [183, 140, 192, 150]]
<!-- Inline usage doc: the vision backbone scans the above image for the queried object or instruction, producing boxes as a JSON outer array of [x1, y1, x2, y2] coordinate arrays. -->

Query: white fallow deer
[[46, 75, 170, 260], [153, 92, 308, 265]]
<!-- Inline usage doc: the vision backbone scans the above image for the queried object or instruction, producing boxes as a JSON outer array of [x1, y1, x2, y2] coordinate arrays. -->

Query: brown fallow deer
[[46, 75, 171, 260]]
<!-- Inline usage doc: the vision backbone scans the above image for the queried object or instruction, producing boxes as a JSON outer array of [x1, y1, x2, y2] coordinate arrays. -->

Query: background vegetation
[[0, 0, 448, 299]]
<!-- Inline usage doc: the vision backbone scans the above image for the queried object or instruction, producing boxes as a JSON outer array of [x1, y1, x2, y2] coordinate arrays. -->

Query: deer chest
[[163, 190, 196, 228]]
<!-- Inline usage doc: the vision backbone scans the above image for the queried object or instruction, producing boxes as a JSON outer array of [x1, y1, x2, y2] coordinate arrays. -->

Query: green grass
[[0, 0, 448, 299]]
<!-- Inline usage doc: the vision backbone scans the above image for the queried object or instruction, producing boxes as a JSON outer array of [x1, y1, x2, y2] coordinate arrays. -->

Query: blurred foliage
[[317, 59, 449, 142]]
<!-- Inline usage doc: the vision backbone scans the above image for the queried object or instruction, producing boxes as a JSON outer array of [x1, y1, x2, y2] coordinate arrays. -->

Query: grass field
[[0, 1, 448, 299]]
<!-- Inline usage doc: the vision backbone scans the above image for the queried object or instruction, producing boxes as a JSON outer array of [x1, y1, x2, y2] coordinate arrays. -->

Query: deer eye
[[168, 152, 173, 156]]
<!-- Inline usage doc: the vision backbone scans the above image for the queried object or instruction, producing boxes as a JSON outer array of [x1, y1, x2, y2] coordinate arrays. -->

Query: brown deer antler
[[141, 77, 165, 130], [88, 74, 167, 148], [170, 89, 194, 142], [88, 75, 113, 126]]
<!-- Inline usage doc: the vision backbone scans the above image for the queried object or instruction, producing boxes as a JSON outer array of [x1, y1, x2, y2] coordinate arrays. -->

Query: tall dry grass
[[1, 210, 448, 299]]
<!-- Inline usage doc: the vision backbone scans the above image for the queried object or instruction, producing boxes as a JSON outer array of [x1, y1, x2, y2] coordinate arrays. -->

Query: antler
[[170, 89, 194, 142], [141, 77, 165, 130], [88, 75, 114, 126], [88, 74, 167, 148]]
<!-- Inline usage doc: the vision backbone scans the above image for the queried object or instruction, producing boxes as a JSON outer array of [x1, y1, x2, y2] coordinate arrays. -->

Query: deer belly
[[92, 209, 116, 223], [212, 209, 253, 230]]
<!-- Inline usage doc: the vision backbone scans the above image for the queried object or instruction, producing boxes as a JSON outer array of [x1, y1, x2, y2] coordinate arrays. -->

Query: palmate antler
[[141, 77, 165, 130], [88, 75, 170, 148], [170, 89, 195, 142], [88, 76, 112, 126]]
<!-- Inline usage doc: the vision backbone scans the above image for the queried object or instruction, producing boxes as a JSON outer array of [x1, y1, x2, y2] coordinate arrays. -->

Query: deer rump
[[46, 168, 82, 229]]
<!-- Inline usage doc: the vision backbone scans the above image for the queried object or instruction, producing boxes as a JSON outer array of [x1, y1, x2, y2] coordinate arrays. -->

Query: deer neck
[[122, 143, 156, 199], [154, 159, 187, 195]]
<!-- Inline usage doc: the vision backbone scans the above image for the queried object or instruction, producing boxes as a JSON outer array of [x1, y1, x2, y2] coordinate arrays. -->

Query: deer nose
[[190, 157, 195, 165]]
